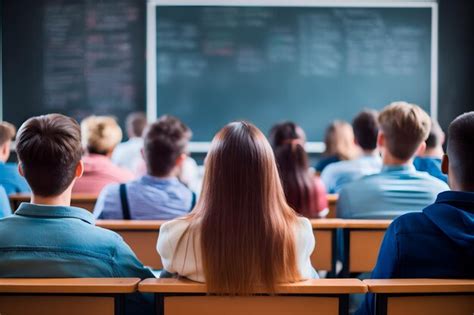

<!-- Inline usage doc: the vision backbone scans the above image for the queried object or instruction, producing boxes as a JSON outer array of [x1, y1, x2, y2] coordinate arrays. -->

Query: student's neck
[[422, 146, 444, 159], [382, 153, 412, 167], [31, 192, 72, 207], [362, 149, 378, 156]]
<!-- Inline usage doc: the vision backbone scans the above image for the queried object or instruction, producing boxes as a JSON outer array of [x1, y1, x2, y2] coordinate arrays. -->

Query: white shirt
[[157, 216, 317, 282], [321, 154, 382, 194], [111, 137, 144, 172]]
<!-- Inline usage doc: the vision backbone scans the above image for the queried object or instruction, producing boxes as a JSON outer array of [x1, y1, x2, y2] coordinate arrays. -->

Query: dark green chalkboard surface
[[153, 6, 433, 141]]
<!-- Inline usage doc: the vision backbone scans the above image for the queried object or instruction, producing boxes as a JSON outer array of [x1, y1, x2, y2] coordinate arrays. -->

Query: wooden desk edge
[[363, 279, 474, 293], [139, 278, 368, 294], [0, 278, 141, 293]]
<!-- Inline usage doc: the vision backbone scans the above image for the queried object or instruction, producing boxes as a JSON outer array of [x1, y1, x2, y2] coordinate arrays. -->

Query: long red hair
[[178, 122, 301, 295]]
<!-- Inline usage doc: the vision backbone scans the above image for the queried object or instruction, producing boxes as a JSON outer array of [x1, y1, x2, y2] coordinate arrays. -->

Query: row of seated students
[[0, 104, 472, 314]]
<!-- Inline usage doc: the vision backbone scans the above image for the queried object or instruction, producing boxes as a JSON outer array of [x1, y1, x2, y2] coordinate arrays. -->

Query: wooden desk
[[326, 194, 338, 218], [310, 219, 344, 273], [364, 279, 474, 315], [0, 278, 140, 315], [140, 278, 368, 315], [341, 220, 392, 276], [9, 193, 98, 212], [97, 220, 166, 270]]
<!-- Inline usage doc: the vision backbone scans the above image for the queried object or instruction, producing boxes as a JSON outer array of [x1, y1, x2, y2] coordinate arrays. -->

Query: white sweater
[[156, 216, 317, 282]]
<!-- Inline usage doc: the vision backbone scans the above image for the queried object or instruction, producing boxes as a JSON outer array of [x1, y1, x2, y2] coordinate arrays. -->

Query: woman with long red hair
[[157, 121, 317, 295]]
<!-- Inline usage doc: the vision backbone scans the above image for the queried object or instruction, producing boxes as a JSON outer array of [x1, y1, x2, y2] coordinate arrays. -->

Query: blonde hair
[[378, 101, 431, 160], [323, 120, 358, 160], [0, 121, 16, 146], [81, 116, 122, 155]]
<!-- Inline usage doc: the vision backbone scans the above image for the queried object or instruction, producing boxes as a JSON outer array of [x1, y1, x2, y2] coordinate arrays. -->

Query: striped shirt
[[93, 175, 193, 220]]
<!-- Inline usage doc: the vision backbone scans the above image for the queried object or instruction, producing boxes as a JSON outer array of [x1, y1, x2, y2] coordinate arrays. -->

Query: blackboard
[[3, 0, 145, 130], [151, 5, 434, 142]]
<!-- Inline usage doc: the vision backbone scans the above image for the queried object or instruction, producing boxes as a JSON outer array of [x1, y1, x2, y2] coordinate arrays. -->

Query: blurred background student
[[0, 186, 11, 218], [315, 120, 359, 173], [158, 122, 317, 294], [321, 110, 382, 193], [112, 111, 147, 173], [73, 116, 134, 194], [414, 119, 448, 183], [0, 121, 30, 195], [94, 116, 195, 220], [269, 121, 328, 218]]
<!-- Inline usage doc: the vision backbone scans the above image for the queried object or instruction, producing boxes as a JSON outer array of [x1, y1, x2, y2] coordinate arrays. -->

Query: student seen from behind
[[0, 121, 30, 195], [157, 121, 317, 294], [356, 111, 474, 315], [94, 115, 195, 220], [337, 102, 449, 219], [413, 119, 448, 183], [0, 186, 11, 218], [269, 121, 328, 218], [73, 115, 134, 194], [0, 114, 154, 313], [321, 110, 382, 193], [315, 120, 358, 173]]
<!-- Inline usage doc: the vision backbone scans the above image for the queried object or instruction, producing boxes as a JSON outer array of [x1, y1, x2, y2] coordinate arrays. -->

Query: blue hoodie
[[356, 191, 474, 315]]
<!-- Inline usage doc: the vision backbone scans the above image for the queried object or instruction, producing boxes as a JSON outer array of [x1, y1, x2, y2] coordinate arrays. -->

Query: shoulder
[[414, 171, 449, 189], [390, 211, 431, 235], [160, 218, 191, 237]]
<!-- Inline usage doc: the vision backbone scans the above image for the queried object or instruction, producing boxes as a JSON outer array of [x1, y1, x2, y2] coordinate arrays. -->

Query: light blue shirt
[[0, 203, 155, 278], [413, 156, 448, 183], [94, 175, 194, 220], [0, 162, 30, 195], [321, 154, 383, 193], [337, 165, 449, 219], [0, 186, 12, 218]]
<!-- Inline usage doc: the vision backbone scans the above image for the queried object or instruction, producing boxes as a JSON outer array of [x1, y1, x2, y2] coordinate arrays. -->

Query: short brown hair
[[144, 115, 191, 177], [16, 114, 82, 196], [0, 121, 16, 146], [352, 110, 379, 151], [378, 102, 431, 160], [447, 112, 474, 190], [81, 116, 122, 155], [425, 119, 444, 149], [126, 112, 147, 138]]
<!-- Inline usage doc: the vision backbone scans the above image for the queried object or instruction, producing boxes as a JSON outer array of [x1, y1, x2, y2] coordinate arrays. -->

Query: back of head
[[143, 115, 191, 177], [194, 121, 300, 295], [0, 121, 16, 147], [447, 112, 474, 191], [81, 116, 122, 155], [378, 102, 431, 161], [352, 110, 379, 151], [324, 120, 356, 160], [425, 119, 444, 149], [126, 112, 147, 138], [269, 122, 317, 217], [16, 114, 82, 197]]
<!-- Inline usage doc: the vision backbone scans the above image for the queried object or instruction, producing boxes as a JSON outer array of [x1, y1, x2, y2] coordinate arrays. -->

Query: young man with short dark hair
[[337, 102, 449, 219], [94, 115, 194, 219], [414, 119, 448, 183], [356, 112, 474, 315], [0, 114, 154, 279], [321, 110, 382, 193], [0, 121, 30, 195]]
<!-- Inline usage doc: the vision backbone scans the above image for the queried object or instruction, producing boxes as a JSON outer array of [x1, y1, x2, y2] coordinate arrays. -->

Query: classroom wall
[[1, 0, 473, 134]]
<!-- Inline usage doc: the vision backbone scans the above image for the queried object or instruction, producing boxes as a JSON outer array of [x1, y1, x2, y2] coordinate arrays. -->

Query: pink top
[[72, 154, 135, 194]]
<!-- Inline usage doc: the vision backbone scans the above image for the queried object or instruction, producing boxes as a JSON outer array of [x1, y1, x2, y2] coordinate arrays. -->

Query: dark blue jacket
[[356, 191, 474, 315]]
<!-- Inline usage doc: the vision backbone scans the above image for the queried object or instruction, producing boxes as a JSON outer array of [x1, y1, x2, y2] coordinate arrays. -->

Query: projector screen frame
[[146, 0, 438, 153]]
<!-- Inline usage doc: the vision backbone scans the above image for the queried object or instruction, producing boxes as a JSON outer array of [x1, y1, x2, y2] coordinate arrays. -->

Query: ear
[[441, 154, 449, 175], [377, 131, 384, 148], [175, 153, 187, 167], [18, 163, 25, 177], [416, 142, 427, 156], [75, 160, 84, 178]]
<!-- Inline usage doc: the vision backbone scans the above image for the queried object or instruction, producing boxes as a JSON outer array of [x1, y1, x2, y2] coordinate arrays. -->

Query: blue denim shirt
[[0, 162, 30, 195], [0, 203, 155, 279], [337, 165, 449, 219]]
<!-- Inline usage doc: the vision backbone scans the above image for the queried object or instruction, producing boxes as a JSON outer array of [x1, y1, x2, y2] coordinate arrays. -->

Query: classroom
[[0, 0, 473, 314]]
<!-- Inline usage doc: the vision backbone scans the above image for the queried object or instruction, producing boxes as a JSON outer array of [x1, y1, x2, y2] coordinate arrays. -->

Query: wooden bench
[[97, 220, 165, 270], [364, 279, 474, 315], [310, 219, 344, 274], [9, 193, 98, 212], [0, 278, 140, 315], [340, 220, 392, 276], [326, 194, 338, 218], [139, 278, 367, 315]]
